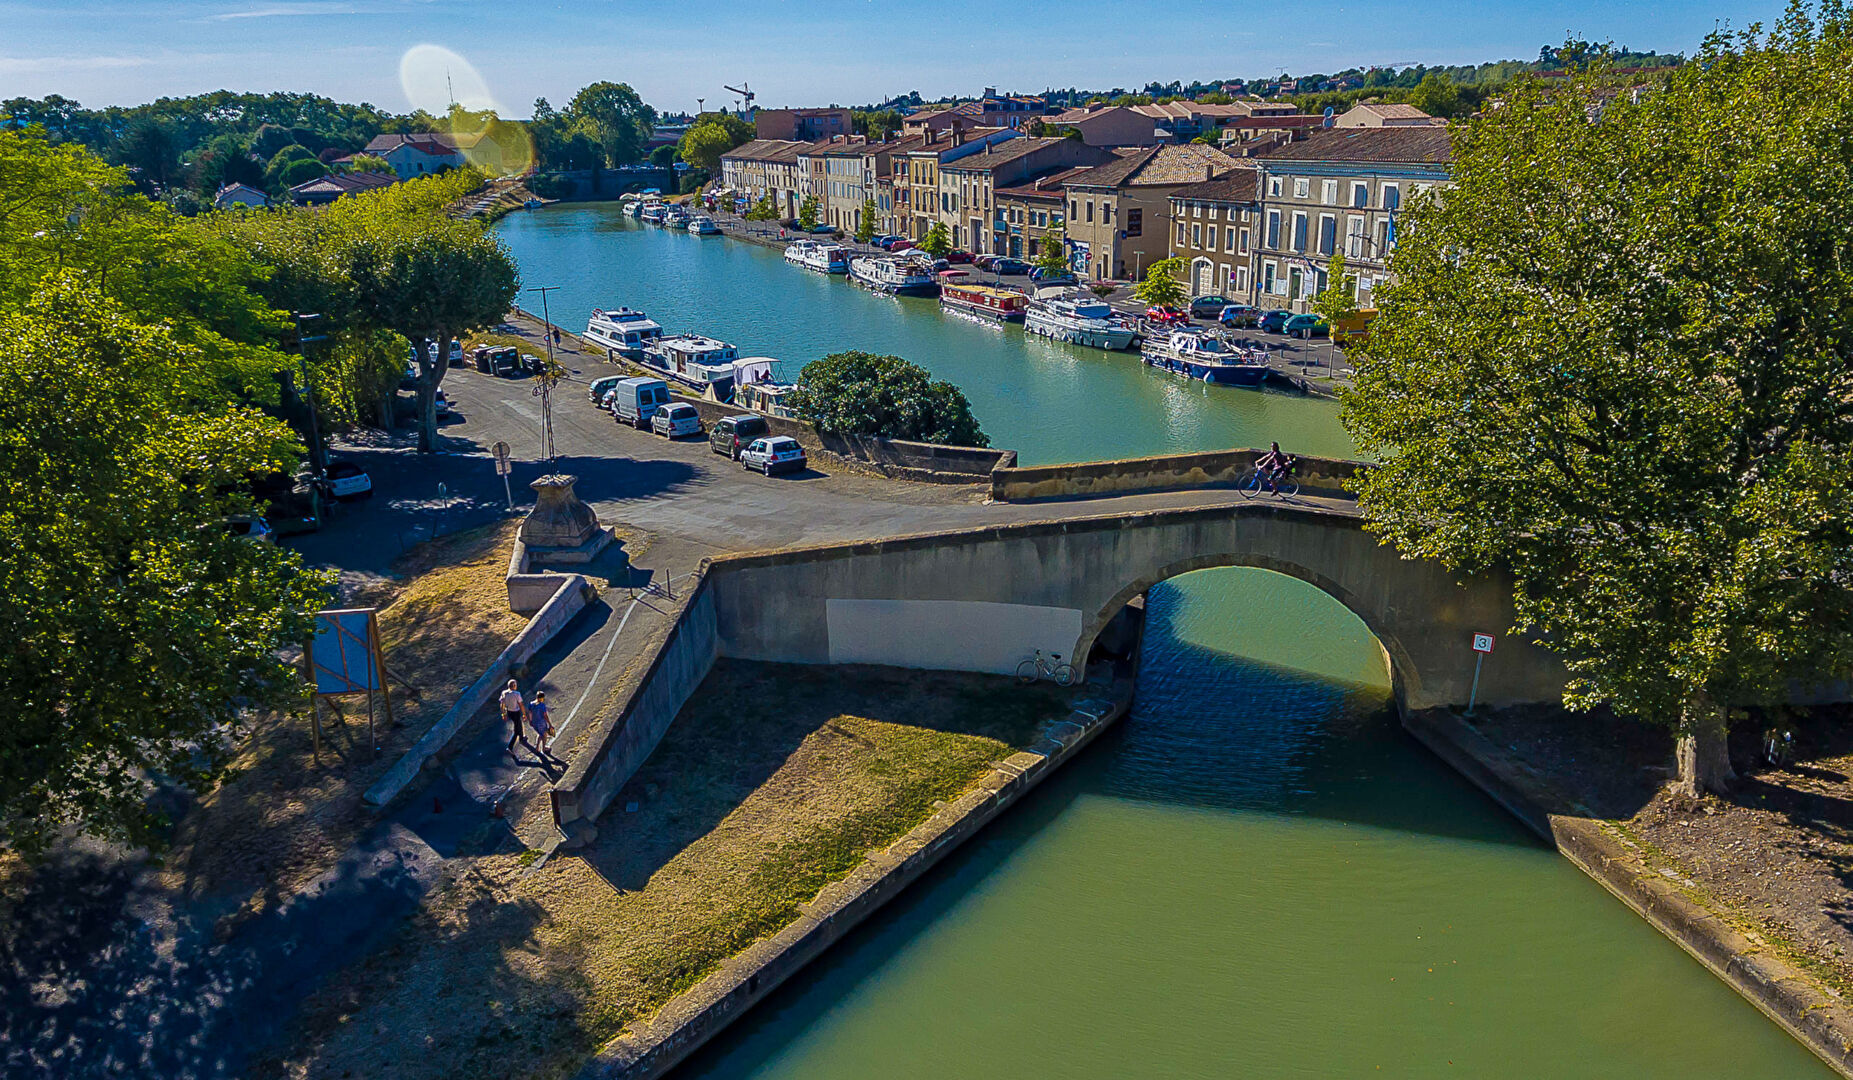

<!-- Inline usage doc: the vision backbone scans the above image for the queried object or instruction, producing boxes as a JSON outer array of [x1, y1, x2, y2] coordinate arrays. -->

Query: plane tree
[[1344, 11, 1853, 796]]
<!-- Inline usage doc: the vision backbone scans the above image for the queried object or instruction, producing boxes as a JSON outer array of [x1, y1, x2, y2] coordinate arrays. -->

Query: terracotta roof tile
[[1255, 126, 1452, 164]]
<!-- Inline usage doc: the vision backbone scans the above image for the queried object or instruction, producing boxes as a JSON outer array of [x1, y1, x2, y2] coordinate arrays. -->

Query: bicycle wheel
[[1237, 469, 1262, 500], [1050, 663, 1078, 688], [1278, 478, 1301, 499], [1015, 659, 1040, 685]]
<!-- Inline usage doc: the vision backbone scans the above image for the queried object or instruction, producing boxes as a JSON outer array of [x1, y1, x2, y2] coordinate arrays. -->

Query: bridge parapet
[[991, 449, 1364, 503]]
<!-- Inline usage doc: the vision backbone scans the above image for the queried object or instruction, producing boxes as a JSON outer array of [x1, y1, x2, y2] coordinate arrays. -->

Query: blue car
[[1258, 309, 1293, 333], [992, 258, 1032, 275], [874, 234, 905, 249]]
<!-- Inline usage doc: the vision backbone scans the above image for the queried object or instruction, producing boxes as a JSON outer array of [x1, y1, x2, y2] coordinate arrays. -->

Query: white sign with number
[[492, 440, 512, 476], [1471, 633, 1495, 654]]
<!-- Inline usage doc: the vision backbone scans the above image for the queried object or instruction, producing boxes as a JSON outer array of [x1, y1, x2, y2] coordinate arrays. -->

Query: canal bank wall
[[1404, 708, 1853, 1079], [574, 625, 1142, 1080]]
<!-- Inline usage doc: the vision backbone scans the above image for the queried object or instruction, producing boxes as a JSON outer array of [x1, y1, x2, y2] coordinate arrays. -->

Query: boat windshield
[[1073, 301, 1112, 319]]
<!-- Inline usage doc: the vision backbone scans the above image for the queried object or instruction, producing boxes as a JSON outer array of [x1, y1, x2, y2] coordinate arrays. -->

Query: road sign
[[1471, 633, 1495, 654], [492, 440, 512, 476]]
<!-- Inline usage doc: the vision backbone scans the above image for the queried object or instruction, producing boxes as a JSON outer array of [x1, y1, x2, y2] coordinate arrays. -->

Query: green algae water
[[496, 206, 1834, 1078]]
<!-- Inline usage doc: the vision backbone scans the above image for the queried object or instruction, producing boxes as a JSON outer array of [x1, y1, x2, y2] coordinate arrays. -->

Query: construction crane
[[723, 82, 756, 116]]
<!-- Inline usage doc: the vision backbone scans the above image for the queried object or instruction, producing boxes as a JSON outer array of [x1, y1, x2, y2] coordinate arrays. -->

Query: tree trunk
[[414, 335, 446, 454], [1674, 693, 1736, 798]]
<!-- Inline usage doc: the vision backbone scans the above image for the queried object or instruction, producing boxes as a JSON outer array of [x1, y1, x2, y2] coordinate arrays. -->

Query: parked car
[[1145, 305, 1188, 326], [520, 352, 545, 374], [1257, 309, 1293, 333], [873, 235, 905, 250], [609, 376, 671, 428], [807, 222, 836, 234], [1030, 266, 1074, 282], [651, 401, 704, 438], [433, 388, 451, 415], [739, 436, 808, 475], [324, 459, 373, 500], [1217, 304, 1262, 328], [709, 414, 770, 459], [945, 250, 975, 264], [1188, 295, 1235, 318], [220, 515, 275, 543], [992, 258, 1031, 276], [399, 362, 419, 390], [588, 375, 627, 403], [1284, 313, 1330, 339], [888, 239, 915, 252], [973, 254, 1001, 271]]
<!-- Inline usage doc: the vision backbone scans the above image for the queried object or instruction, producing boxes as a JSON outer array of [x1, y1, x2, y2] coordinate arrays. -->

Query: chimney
[[1204, 163, 1215, 181], [952, 127, 965, 147]]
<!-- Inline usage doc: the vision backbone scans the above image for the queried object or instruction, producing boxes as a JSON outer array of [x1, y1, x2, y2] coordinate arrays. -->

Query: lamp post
[[291, 312, 331, 484], [527, 285, 562, 467]]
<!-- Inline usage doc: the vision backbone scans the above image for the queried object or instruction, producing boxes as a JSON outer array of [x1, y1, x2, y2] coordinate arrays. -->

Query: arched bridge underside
[[707, 501, 1567, 713]]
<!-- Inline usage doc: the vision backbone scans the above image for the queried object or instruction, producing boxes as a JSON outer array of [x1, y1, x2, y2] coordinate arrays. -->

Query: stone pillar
[[518, 474, 611, 563]]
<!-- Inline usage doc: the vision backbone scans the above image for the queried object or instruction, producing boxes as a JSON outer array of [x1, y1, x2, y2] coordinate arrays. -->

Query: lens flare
[[397, 43, 535, 177]]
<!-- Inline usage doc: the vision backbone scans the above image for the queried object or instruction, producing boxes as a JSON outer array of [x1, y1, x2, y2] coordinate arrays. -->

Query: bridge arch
[[1074, 552, 1408, 708]]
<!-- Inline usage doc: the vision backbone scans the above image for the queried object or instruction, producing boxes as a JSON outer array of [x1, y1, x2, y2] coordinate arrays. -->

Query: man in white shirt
[[499, 679, 529, 757]]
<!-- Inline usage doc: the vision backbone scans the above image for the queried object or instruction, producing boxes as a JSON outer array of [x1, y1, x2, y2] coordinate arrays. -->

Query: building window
[[1262, 260, 1277, 294], [1318, 214, 1337, 256], [1292, 211, 1308, 252], [1209, 205, 1219, 220], [1322, 180, 1338, 205], [1347, 215, 1367, 259], [1071, 198, 1078, 220], [1268, 176, 1282, 197], [1177, 221, 1187, 245], [1383, 183, 1401, 210], [1266, 210, 1280, 249], [1237, 266, 1249, 294], [1191, 223, 1202, 248], [1207, 225, 1217, 250], [1125, 207, 1141, 236], [1192, 203, 1202, 218], [1352, 182, 1369, 208], [1086, 200, 1095, 223], [1293, 177, 1310, 199], [1230, 228, 1242, 254]]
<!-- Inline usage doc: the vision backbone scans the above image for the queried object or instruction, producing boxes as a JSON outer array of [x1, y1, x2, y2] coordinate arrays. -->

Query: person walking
[[500, 679, 530, 757], [529, 690, 556, 760]]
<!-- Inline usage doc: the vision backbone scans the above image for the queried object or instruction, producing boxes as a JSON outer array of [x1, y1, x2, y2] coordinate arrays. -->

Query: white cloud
[[0, 53, 158, 73]]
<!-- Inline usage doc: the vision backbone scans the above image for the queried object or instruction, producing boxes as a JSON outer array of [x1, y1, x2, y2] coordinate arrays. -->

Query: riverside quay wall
[[552, 499, 1566, 830]]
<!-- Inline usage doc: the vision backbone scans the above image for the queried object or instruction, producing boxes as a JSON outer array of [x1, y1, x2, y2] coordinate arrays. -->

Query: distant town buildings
[[754, 108, 854, 141]]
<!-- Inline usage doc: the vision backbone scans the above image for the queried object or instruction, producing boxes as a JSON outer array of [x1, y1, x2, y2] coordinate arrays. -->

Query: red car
[[946, 250, 975, 264], [888, 239, 915, 252], [974, 254, 1001, 270], [1145, 305, 1189, 326]]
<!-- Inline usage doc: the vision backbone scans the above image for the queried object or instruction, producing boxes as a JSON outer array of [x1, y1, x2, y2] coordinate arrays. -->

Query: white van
[[609, 377, 671, 429]]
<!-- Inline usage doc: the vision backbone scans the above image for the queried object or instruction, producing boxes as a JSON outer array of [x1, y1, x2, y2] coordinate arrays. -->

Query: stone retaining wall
[[551, 571, 718, 830], [1403, 708, 1853, 1079], [991, 448, 1363, 502], [681, 399, 1015, 485]]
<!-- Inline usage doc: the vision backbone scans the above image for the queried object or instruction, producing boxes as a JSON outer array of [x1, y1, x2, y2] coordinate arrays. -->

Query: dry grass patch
[[270, 661, 1071, 1080], [158, 520, 530, 912]]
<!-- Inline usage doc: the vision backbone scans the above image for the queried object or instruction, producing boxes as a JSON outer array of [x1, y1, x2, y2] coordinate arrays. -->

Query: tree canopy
[[917, 221, 952, 257], [1344, 8, 1853, 794], [789, 351, 989, 447], [1132, 257, 1186, 307]]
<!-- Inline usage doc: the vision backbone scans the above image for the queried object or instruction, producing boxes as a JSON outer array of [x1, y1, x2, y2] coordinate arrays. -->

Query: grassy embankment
[[270, 660, 1073, 1080]]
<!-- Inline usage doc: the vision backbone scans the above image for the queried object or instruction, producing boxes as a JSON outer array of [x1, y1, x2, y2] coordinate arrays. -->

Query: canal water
[[496, 206, 1830, 1077]]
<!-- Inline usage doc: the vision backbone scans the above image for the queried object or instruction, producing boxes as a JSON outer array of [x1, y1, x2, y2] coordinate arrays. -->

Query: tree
[[276, 156, 328, 188], [797, 194, 821, 230], [854, 109, 903, 140], [788, 351, 988, 446], [1132, 256, 1186, 307], [565, 81, 656, 166], [343, 214, 520, 451], [917, 221, 952, 257], [346, 153, 393, 173], [1407, 73, 1463, 119], [1308, 249, 1359, 333], [855, 198, 879, 243], [1344, 9, 1853, 797], [745, 193, 778, 221], [677, 119, 748, 173], [1032, 227, 1069, 275], [649, 143, 680, 167]]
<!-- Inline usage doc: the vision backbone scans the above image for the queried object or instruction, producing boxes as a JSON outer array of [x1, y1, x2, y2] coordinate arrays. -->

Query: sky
[[2, 0, 1791, 117]]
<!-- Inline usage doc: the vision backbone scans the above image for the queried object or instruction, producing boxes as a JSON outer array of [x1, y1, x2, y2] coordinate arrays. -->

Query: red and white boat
[[937, 272, 1027, 323]]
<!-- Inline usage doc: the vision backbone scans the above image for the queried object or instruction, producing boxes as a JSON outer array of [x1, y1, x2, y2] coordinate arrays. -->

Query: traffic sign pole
[[1467, 633, 1495, 715], [493, 440, 514, 509]]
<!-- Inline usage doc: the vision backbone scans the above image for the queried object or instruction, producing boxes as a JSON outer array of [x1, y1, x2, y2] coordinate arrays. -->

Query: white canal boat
[[1140, 329, 1270, 386], [583, 307, 664, 360], [847, 255, 940, 296], [643, 333, 742, 396], [1025, 291, 1137, 350], [687, 214, 721, 234], [784, 239, 849, 274]]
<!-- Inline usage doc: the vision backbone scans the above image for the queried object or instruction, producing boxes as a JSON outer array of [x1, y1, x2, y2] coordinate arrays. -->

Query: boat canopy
[[937, 269, 970, 280], [732, 357, 777, 386]]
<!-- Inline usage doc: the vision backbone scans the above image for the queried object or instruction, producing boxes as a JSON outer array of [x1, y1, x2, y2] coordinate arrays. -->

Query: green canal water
[[496, 206, 1831, 1078]]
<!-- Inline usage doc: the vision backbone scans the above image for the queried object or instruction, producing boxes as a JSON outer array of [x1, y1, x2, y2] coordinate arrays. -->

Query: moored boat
[[783, 239, 850, 273], [847, 255, 940, 296], [939, 275, 1028, 323], [1025, 291, 1137, 350], [583, 307, 664, 360], [639, 202, 666, 224], [687, 214, 720, 234], [1140, 329, 1270, 386], [643, 333, 741, 397]]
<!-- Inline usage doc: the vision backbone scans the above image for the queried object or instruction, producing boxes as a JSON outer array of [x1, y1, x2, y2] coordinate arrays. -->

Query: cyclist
[[1255, 442, 1295, 493]]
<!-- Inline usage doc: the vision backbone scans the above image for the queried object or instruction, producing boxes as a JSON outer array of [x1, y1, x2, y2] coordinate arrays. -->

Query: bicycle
[[1238, 466, 1299, 500], [1016, 649, 1077, 687]]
